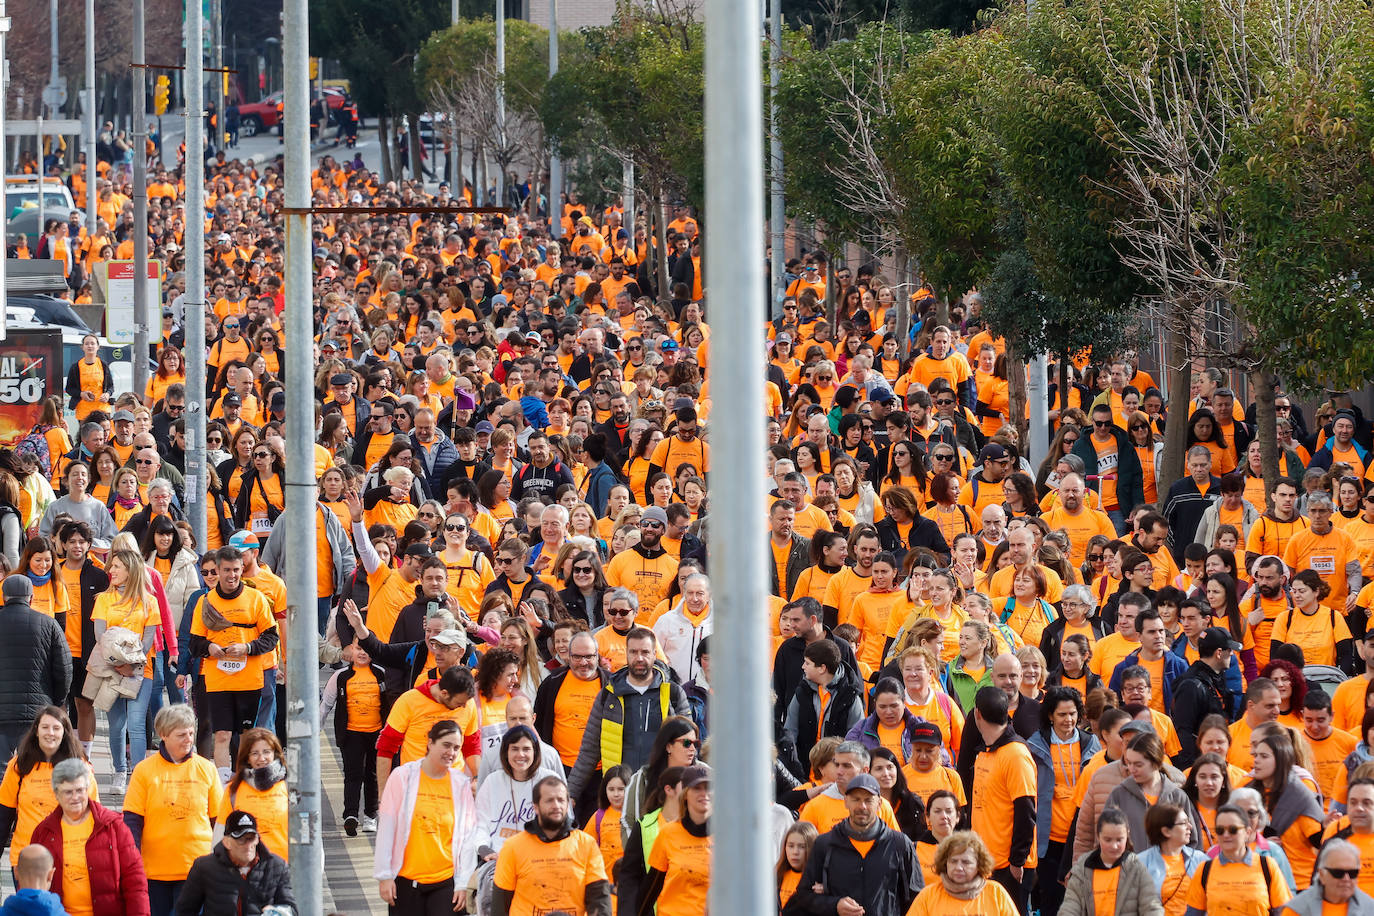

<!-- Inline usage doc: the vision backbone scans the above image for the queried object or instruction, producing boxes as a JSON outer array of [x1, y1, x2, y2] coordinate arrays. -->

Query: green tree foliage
[[309, 0, 446, 120], [775, 23, 931, 246], [540, 7, 704, 209], [418, 18, 553, 118]]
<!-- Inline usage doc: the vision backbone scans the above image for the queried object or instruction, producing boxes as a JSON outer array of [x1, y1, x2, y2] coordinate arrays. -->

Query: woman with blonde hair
[[907, 830, 1019, 915], [92, 548, 159, 793], [499, 617, 545, 696]]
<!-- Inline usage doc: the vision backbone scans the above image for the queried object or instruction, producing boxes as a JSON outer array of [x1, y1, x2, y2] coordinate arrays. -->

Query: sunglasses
[[1215, 825, 1245, 835], [1093, 419, 1113, 427], [1087, 554, 1104, 563], [935, 399, 955, 406], [418, 511, 439, 519], [1326, 867, 1361, 880], [494, 556, 518, 566], [677, 738, 701, 748], [224, 323, 240, 329], [628, 345, 643, 352], [573, 566, 595, 574], [1129, 424, 1146, 431], [606, 607, 633, 616], [254, 451, 272, 459], [134, 458, 156, 465], [932, 454, 955, 461], [445, 524, 467, 533]]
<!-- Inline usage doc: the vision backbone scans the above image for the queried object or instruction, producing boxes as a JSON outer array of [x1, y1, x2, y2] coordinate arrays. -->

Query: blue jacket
[[1027, 727, 1100, 857], [1171, 637, 1244, 717], [582, 461, 620, 518], [0, 890, 67, 916], [845, 708, 930, 761], [1109, 648, 1189, 712], [1138, 845, 1208, 890]]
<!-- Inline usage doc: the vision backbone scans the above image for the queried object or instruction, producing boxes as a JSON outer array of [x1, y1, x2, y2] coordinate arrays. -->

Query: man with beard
[[604, 508, 679, 614], [491, 777, 611, 916], [566, 628, 689, 815], [1244, 554, 1293, 671], [1042, 474, 1116, 567], [792, 772, 921, 916], [595, 393, 634, 465]]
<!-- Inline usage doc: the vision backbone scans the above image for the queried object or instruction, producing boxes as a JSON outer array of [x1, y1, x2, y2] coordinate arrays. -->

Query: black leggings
[[392, 876, 457, 916], [340, 728, 380, 819]]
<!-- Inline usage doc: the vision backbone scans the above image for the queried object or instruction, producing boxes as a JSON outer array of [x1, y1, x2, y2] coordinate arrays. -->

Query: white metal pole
[[769, 0, 784, 320], [0, 0, 8, 329], [84, 0, 96, 235], [495, 0, 505, 208], [184, 0, 207, 549], [547, 0, 560, 238], [211, 0, 224, 151], [621, 158, 633, 239], [283, 0, 322, 899], [704, 0, 770, 911], [1028, 352, 1049, 467], [132, 0, 149, 395], [450, 0, 462, 197]]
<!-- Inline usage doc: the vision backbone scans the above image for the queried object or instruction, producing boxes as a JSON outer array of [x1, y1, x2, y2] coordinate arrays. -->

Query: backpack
[[14, 425, 52, 478], [1197, 851, 1274, 902], [0, 504, 28, 556]]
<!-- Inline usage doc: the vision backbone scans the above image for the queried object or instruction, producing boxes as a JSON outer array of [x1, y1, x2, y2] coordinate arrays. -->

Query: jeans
[[164, 649, 185, 705], [1107, 508, 1127, 535], [147, 879, 185, 916], [145, 652, 166, 745], [255, 669, 277, 730], [107, 676, 154, 775], [318, 595, 333, 633]]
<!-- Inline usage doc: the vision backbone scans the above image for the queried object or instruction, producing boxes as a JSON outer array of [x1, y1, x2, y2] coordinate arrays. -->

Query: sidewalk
[[0, 705, 384, 916]]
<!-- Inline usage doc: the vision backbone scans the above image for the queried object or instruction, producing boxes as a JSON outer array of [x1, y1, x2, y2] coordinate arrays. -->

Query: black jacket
[[174, 842, 295, 916], [791, 821, 922, 916], [781, 666, 865, 781], [1170, 659, 1232, 767], [1039, 615, 1108, 671], [558, 586, 605, 630], [0, 597, 71, 726], [65, 559, 110, 664], [533, 666, 611, 750], [874, 515, 949, 565], [490, 819, 612, 916], [772, 632, 860, 736], [330, 662, 393, 742]]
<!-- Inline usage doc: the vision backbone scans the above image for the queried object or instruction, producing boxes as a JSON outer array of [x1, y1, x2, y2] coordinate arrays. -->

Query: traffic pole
[[183, 0, 207, 550], [495, 0, 505, 207], [450, 0, 462, 197], [132, 0, 150, 396], [0, 0, 8, 329], [548, 0, 560, 237], [84, 0, 96, 234], [283, 0, 323, 904], [704, 0, 770, 912], [769, 0, 785, 319]]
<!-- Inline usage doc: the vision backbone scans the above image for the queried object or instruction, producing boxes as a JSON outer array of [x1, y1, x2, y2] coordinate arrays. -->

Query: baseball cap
[[979, 443, 1008, 462], [329, 373, 353, 386], [680, 765, 711, 790], [909, 722, 943, 746], [221, 392, 242, 408], [224, 810, 258, 839], [672, 397, 695, 412], [474, 420, 495, 435], [659, 339, 679, 351], [1199, 625, 1243, 655], [320, 339, 340, 351], [313, 246, 329, 259], [1119, 719, 1156, 738], [870, 387, 896, 405], [216, 233, 231, 243], [641, 507, 669, 526], [111, 409, 136, 423], [524, 331, 542, 344], [430, 629, 465, 647], [404, 542, 434, 560], [270, 391, 286, 409], [228, 530, 260, 551], [844, 773, 881, 796]]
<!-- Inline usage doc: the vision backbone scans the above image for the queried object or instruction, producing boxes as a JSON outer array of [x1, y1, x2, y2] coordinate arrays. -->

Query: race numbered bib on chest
[[251, 516, 274, 535], [217, 657, 248, 674]]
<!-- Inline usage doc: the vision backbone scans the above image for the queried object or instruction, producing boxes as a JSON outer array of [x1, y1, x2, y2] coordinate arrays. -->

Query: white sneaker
[[111, 772, 128, 794], [360, 815, 377, 834]]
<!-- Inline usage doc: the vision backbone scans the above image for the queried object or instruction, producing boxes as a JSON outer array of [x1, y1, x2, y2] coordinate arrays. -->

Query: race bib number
[[1310, 554, 1337, 575], [217, 657, 247, 674], [251, 516, 274, 535]]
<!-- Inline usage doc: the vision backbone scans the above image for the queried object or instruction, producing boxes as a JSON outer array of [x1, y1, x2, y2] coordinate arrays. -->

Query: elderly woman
[[906, 830, 1019, 916], [1282, 838, 1374, 914], [1038, 584, 1106, 671], [123, 704, 225, 916], [1182, 802, 1291, 915], [30, 757, 147, 916], [365, 466, 420, 531], [1225, 786, 1299, 893]]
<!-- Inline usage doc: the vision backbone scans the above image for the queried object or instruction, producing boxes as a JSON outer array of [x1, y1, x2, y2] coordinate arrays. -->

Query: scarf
[[835, 816, 883, 843], [26, 570, 51, 587], [940, 875, 987, 900], [243, 760, 286, 791], [114, 494, 141, 509]]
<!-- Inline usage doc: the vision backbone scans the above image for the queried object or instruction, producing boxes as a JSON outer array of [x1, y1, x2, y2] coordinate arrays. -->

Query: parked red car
[[237, 87, 349, 136]]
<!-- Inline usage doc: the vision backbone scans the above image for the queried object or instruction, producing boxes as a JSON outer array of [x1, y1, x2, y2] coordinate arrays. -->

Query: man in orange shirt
[[491, 776, 612, 916], [1042, 473, 1116, 567], [1284, 491, 1361, 613], [970, 686, 1038, 912]]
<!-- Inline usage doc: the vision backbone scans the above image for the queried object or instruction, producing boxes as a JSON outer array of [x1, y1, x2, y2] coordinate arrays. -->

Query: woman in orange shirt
[[15, 537, 68, 624], [232, 442, 286, 536], [144, 346, 186, 408], [1184, 407, 1236, 475]]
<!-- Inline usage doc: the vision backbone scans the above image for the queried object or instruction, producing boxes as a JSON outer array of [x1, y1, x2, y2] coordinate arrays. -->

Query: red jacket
[[30, 800, 149, 916]]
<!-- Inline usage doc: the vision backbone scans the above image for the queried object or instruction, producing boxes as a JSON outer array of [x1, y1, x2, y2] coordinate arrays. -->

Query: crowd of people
[[7, 139, 1374, 916]]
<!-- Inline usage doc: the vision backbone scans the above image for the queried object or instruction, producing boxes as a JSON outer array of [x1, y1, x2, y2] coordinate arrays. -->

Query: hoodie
[[488, 818, 613, 916]]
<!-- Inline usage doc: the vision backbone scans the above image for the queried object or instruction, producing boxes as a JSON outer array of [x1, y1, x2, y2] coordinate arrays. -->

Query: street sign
[[41, 78, 66, 110], [4, 119, 82, 136], [105, 260, 161, 345]]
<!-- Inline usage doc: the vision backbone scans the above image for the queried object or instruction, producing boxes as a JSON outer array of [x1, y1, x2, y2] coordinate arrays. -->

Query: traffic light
[[154, 75, 170, 115], [309, 57, 319, 80]]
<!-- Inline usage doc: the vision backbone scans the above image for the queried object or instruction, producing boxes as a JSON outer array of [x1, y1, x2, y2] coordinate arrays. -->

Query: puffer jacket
[[1060, 850, 1163, 916], [0, 594, 71, 726], [174, 842, 294, 916], [1073, 759, 1127, 863], [1102, 775, 1201, 852], [30, 800, 148, 916]]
